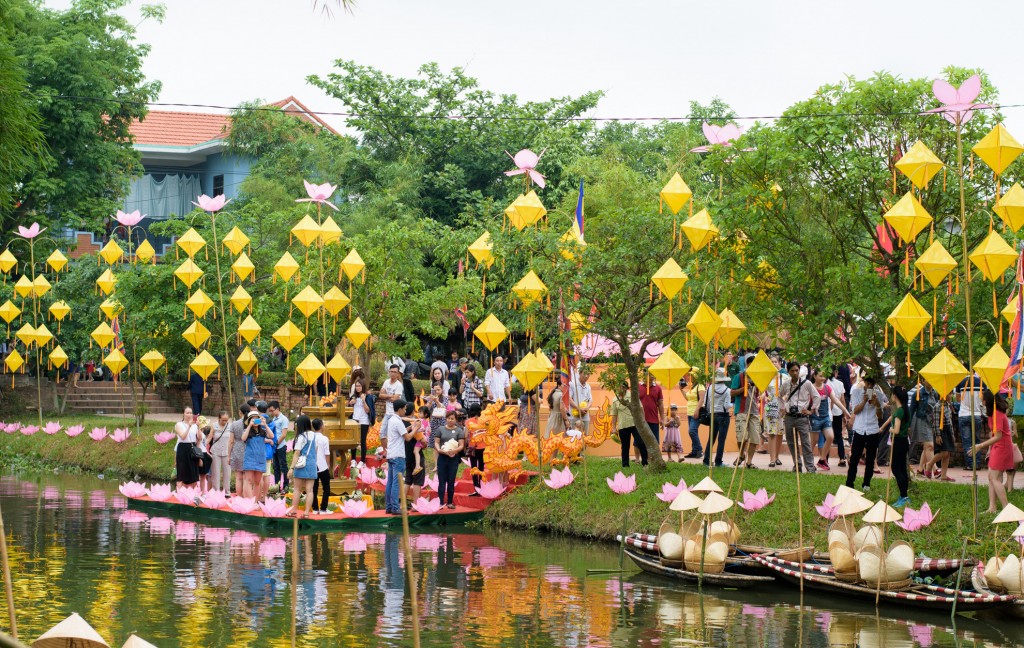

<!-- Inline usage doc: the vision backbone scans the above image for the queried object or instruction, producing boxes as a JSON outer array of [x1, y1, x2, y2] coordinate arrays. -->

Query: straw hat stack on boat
[[659, 490, 704, 565], [856, 501, 914, 588], [682, 492, 733, 573], [825, 487, 873, 581], [982, 503, 1024, 594], [33, 613, 158, 648]]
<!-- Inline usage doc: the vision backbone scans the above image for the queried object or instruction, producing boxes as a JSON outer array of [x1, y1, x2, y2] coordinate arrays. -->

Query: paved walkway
[[95, 412, 181, 423]]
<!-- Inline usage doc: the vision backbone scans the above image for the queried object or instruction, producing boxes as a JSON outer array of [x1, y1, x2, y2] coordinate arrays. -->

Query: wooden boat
[[971, 565, 1024, 618], [619, 543, 774, 589], [810, 550, 964, 577], [622, 532, 811, 572], [127, 495, 485, 531], [754, 555, 1017, 612]]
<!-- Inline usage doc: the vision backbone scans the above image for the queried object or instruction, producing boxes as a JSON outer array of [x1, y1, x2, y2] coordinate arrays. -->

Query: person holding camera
[[240, 401, 275, 499], [779, 361, 821, 473], [845, 375, 889, 492]]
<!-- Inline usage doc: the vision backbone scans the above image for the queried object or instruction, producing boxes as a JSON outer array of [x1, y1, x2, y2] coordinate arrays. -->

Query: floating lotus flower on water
[[296, 180, 339, 209], [118, 481, 148, 498], [111, 428, 132, 443], [148, 483, 173, 502], [89, 427, 108, 441], [3, 423, 19, 434], [259, 538, 287, 559], [341, 499, 370, 518], [655, 478, 689, 503], [412, 497, 442, 515], [192, 194, 229, 213], [424, 473, 438, 492], [174, 487, 200, 506], [66, 424, 84, 437], [115, 209, 144, 227], [737, 488, 776, 512], [258, 498, 289, 518], [896, 503, 938, 532], [20, 425, 38, 435], [816, 494, 840, 520], [228, 497, 259, 515], [17, 223, 42, 239], [544, 466, 575, 490], [606, 472, 637, 495], [43, 421, 61, 435], [202, 489, 228, 510], [153, 431, 175, 444], [358, 466, 378, 485], [476, 479, 505, 499]]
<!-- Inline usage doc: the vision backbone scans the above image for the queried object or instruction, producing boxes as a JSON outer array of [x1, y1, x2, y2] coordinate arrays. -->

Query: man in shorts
[[730, 354, 763, 469]]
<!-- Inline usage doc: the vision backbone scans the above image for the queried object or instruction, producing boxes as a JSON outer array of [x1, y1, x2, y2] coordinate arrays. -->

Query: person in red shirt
[[638, 375, 665, 444]]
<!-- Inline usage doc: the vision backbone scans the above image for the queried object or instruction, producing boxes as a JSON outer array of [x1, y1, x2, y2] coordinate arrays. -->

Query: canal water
[[1, 471, 1021, 647]]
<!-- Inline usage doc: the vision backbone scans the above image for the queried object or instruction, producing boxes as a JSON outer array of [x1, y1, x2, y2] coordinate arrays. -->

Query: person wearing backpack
[[285, 415, 319, 519], [701, 368, 733, 468]]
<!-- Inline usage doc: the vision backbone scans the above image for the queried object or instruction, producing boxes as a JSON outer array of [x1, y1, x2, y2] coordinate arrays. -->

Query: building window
[[213, 174, 225, 197]]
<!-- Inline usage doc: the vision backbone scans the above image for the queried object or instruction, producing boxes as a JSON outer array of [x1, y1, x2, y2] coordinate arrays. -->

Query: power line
[[43, 93, 1024, 124]]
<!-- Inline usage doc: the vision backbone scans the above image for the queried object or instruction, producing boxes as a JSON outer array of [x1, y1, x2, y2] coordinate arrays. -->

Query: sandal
[[745, 463, 756, 470], [767, 461, 776, 468]]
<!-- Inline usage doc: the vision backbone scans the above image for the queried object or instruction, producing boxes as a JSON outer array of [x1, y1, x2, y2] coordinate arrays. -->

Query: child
[[409, 405, 430, 476], [446, 388, 463, 414], [662, 405, 683, 462]]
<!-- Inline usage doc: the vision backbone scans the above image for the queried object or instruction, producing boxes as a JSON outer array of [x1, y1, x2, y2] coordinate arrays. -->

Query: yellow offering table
[[301, 403, 361, 494]]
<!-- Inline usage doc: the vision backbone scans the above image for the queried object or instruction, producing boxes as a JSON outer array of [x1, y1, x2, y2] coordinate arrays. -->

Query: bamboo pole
[[398, 476, 421, 648], [793, 416, 805, 594], [290, 514, 297, 648], [209, 210, 235, 413], [0, 500, 16, 639]]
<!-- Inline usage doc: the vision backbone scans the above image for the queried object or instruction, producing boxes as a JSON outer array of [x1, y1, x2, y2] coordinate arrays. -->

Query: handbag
[[187, 424, 204, 461], [293, 433, 314, 470], [1013, 443, 1023, 466]]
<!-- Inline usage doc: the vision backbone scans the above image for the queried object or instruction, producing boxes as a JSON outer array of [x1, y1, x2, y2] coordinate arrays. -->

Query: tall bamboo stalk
[[398, 478, 421, 647], [0, 500, 16, 639], [209, 211, 235, 411]]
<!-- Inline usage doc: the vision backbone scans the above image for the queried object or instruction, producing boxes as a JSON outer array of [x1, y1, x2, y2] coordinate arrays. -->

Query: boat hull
[[622, 546, 774, 589]]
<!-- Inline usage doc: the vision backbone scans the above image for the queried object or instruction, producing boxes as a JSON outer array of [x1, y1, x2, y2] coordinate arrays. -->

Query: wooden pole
[[399, 476, 421, 648], [290, 514, 297, 648], [793, 419, 805, 594], [0, 501, 17, 639]]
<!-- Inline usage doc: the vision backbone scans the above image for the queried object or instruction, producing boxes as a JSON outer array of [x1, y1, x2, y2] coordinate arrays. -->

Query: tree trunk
[[622, 351, 665, 472]]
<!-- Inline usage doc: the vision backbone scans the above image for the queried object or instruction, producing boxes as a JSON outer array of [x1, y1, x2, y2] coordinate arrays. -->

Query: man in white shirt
[[484, 355, 511, 403], [779, 361, 821, 473], [310, 418, 332, 513], [379, 364, 406, 430], [267, 401, 290, 490], [569, 367, 593, 431], [827, 368, 848, 467], [845, 375, 889, 491], [384, 400, 416, 514]]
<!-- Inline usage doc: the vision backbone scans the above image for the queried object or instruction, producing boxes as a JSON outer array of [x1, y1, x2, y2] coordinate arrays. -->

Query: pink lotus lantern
[[192, 194, 229, 213], [65, 424, 84, 437], [925, 75, 988, 125], [475, 479, 505, 499], [4, 423, 19, 434], [17, 223, 42, 239], [115, 209, 144, 227], [411, 497, 442, 515], [815, 494, 839, 520], [174, 487, 200, 506], [89, 427, 108, 441], [424, 473, 438, 492], [111, 428, 132, 443], [606, 472, 637, 495], [358, 466, 378, 485], [543, 466, 575, 490], [691, 122, 747, 153], [118, 481, 148, 498], [202, 489, 228, 510], [341, 499, 370, 518], [259, 538, 287, 559], [655, 478, 688, 503], [258, 498, 289, 518], [148, 483, 174, 502], [895, 503, 939, 531], [153, 431, 175, 444], [504, 149, 546, 188], [43, 421, 61, 435], [20, 425, 38, 435], [228, 497, 259, 515], [296, 180, 339, 210], [736, 488, 775, 512]]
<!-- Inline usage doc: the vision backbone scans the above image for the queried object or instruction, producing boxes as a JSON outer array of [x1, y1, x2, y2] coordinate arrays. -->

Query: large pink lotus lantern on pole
[[504, 149, 546, 188], [925, 75, 988, 125]]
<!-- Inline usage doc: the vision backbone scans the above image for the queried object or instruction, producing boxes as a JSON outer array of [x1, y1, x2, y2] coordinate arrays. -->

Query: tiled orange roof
[[268, 96, 341, 135], [130, 111, 230, 146]]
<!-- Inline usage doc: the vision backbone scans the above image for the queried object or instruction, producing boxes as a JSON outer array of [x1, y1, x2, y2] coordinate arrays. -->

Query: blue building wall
[[198, 152, 251, 200]]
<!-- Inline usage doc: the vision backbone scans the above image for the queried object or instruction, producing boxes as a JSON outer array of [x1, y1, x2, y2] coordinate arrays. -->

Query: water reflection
[[0, 473, 1021, 647]]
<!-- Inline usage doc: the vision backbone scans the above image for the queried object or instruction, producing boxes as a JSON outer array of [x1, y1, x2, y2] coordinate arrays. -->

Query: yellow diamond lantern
[[919, 348, 969, 397], [745, 350, 779, 393], [716, 308, 746, 347], [887, 294, 930, 343], [32, 275, 50, 297], [568, 311, 589, 344], [48, 300, 69, 322], [558, 224, 586, 261], [4, 349, 23, 373], [90, 322, 114, 349], [231, 252, 255, 282], [511, 352, 547, 392], [15, 324, 35, 347], [222, 227, 250, 255], [648, 347, 691, 387], [994, 183, 1024, 233], [48, 346, 68, 370], [1002, 300, 1018, 325], [273, 320, 305, 352], [534, 349, 554, 373], [323, 286, 351, 316], [274, 252, 299, 283], [473, 314, 508, 352], [46, 250, 67, 273], [883, 193, 933, 244], [173, 259, 203, 289], [513, 191, 547, 227], [0, 250, 16, 274], [974, 343, 1010, 393], [0, 300, 20, 324], [660, 172, 693, 215], [680, 209, 719, 252], [182, 321, 211, 349], [229, 286, 251, 313], [326, 353, 352, 382], [292, 286, 323, 318], [99, 240, 123, 265], [176, 228, 206, 259], [505, 199, 526, 231], [895, 141, 944, 190], [915, 240, 957, 288], [190, 350, 219, 381], [341, 249, 365, 281], [238, 315, 262, 343], [14, 276, 32, 298], [972, 124, 1024, 176], [134, 239, 156, 264], [139, 350, 166, 375], [512, 270, 547, 307], [687, 302, 723, 345], [319, 217, 342, 245], [295, 353, 326, 386], [291, 215, 321, 247], [651, 258, 688, 299], [186, 289, 214, 318], [103, 348, 128, 375], [236, 346, 258, 374], [33, 324, 53, 347], [344, 317, 371, 349], [468, 232, 495, 268], [969, 231, 1017, 282], [99, 298, 122, 320]]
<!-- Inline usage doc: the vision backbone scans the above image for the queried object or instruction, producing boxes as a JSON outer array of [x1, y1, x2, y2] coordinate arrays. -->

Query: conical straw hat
[[886, 541, 915, 580], [862, 500, 902, 524], [835, 493, 872, 516], [993, 503, 1024, 524], [833, 484, 863, 504], [1012, 521, 1024, 538], [669, 490, 704, 512], [33, 613, 110, 648], [828, 540, 857, 573], [697, 492, 733, 515], [690, 476, 723, 494], [121, 635, 159, 648]]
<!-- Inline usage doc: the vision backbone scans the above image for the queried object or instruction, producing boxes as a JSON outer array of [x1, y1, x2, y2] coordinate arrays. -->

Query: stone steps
[[64, 382, 176, 415]]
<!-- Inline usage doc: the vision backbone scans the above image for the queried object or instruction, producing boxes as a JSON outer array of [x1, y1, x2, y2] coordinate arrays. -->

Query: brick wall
[[3, 374, 58, 414], [158, 380, 317, 417]]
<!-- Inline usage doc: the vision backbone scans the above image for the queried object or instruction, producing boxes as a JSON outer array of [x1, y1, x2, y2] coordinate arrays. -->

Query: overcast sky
[[50, 0, 1024, 134]]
